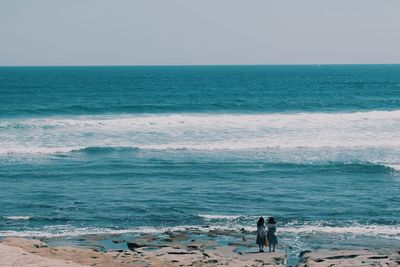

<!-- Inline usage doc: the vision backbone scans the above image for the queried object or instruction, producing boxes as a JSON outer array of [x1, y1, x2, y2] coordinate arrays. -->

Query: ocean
[[1, 65, 399, 253]]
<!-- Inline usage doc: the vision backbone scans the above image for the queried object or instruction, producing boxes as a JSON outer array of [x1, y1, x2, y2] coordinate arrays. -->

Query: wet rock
[[167, 251, 196, 255], [208, 229, 234, 236], [326, 254, 358, 260], [127, 242, 146, 250], [368, 255, 388, 259], [273, 257, 285, 265], [112, 239, 125, 244], [33, 244, 47, 248], [139, 233, 158, 242], [110, 249, 124, 253], [299, 250, 312, 258], [166, 232, 189, 242]]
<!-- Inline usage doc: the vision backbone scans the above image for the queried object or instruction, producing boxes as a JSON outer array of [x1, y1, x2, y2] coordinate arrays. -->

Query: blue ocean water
[[0, 65, 400, 251]]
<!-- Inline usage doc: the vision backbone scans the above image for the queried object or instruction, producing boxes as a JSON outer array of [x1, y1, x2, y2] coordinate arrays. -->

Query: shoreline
[[1, 235, 399, 267]]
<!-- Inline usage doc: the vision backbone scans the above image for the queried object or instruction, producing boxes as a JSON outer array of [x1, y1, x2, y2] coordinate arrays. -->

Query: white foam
[[0, 225, 235, 238], [1, 110, 400, 155], [198, 214, 241, 220], [283, 224, 400, 238], [1, 224, 399, 239], [383, 164, 400, 171], [4, 216, 31, 220]]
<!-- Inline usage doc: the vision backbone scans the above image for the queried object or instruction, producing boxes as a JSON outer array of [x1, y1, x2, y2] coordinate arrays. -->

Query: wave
[[1, 223, 400, 239], [307, 162, 399, 172], [198, 214, 242, 221], [3, 145, 398, 173], [70, 146, 140, 154], [3, 216, 31, 221], [1, 111, 400, 166], [383, 164, 400, 171], [283, 224, 400, 238], [1, 148, 399, 174]]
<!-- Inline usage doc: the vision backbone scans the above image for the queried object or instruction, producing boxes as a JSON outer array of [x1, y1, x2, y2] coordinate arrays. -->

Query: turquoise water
[[0, 65, 400, 251]]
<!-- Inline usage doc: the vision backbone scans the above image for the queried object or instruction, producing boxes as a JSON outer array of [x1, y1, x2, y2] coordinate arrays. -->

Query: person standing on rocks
[[267, 217, 278, 252], [256, 217, 267, 252]]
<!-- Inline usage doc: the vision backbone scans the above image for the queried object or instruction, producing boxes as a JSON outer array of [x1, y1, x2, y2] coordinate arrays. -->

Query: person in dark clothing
[[266, 217, 278, 252], [256, 217, 266, 252]]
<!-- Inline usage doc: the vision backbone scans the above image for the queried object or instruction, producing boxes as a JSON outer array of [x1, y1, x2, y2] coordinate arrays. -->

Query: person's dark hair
[[267, 216, 276, 224], [257, 217, 265, 227]]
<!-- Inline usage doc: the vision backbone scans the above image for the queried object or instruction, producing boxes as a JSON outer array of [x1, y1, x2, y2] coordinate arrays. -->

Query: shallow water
[[0, 65, 399, 252]]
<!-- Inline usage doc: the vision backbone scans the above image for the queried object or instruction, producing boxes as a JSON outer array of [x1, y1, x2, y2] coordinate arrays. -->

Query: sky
[[1, 0, 399, 66]]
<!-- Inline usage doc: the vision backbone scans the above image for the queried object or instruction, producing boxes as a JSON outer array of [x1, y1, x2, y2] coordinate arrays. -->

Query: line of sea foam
[[1, 224, 400, 239], [1, 110, 400, 154]]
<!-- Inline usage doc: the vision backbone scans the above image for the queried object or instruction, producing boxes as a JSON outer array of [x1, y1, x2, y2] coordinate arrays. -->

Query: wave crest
[[3, 216, 31, 221], [1, 223, 400, 239], [71, 146, 140, 154]]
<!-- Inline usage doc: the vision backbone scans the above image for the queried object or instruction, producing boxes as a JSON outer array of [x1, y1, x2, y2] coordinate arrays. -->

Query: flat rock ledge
[[298, 249, 400, 267]]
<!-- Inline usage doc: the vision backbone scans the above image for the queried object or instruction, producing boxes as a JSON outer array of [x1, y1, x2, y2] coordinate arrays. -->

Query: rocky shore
[[1, 234, 399, 267], [0, 237, 286, 267], [298, 249, 400, 267]]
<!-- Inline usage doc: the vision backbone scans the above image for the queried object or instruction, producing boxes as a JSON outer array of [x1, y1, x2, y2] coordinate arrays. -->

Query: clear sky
[[1, 0, 399, 66]]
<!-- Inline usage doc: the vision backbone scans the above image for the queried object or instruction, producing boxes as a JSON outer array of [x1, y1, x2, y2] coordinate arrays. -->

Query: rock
[[208, 229, 234, 236], [273, 256, 285, 265], [109, 249, 124, 253], [127, 242, 145, 250], [299, 250, 312, 258], [166, 232, 188, 242], [111, 240, 125, 244], [326, 254, 358, 260], [167, 251, 196, 255], [368, 255, 388, 259]]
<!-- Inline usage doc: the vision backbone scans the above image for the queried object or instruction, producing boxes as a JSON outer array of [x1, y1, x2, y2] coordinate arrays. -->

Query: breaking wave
[[3, 216, 32, 221], [0, 110, 399, 155], [1, 223, 399, 240]]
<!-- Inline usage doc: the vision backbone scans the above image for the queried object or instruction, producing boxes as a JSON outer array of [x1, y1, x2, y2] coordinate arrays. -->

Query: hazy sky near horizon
[[1, 0, 400, 66]]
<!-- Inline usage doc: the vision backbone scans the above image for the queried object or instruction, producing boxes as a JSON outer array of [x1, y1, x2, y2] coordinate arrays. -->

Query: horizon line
[[0, 63, 399, 68]]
